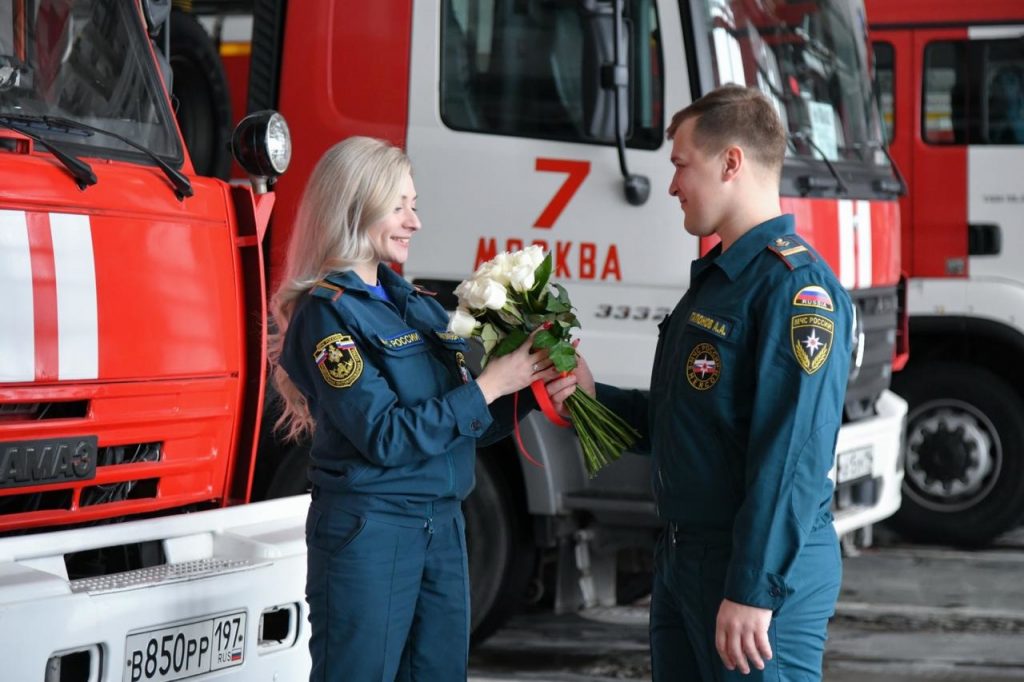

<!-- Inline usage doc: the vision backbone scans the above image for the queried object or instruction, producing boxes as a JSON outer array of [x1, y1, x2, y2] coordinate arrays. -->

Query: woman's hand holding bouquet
[[448, 246, 638, 475]]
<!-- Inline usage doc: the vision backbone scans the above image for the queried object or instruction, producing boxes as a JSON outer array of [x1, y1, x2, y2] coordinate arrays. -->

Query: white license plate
[[124, 611, 245, 682], [838, 447, 874, 484]]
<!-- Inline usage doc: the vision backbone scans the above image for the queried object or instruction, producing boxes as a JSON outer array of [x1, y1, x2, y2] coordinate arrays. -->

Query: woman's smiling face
[[366, 170, 420, 268]]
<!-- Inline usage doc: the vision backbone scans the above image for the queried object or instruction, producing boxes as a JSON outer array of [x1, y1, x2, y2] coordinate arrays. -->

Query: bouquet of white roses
[[448, 245, 638, 475]]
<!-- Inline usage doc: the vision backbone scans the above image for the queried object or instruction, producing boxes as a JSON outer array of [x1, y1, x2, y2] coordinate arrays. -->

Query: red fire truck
[[0, 1, 308, 679], [867, 0, 1024, 545]]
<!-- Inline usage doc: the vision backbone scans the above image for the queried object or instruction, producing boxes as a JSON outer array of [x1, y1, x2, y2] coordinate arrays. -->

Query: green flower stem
[[564, 388, 640, 476]]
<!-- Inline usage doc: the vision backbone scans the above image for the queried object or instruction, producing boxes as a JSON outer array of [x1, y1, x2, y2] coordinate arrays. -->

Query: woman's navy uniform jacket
[[599, 214, 853, 610], [280, 265, 529, 517]]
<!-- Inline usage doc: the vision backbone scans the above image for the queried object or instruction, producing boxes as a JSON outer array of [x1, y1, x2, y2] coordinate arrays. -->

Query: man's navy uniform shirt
[[600, 214, 853, 610]]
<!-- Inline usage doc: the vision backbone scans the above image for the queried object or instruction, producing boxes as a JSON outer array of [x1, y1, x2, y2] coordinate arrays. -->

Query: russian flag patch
[[793, 285, 834, 312]]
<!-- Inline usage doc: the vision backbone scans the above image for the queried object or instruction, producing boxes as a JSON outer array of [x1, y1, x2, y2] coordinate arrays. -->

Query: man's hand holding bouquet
[[448, 246, 638, 475]]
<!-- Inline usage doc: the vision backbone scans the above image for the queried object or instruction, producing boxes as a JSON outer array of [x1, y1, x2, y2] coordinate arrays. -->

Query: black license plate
[[0, 436, 98, 489]]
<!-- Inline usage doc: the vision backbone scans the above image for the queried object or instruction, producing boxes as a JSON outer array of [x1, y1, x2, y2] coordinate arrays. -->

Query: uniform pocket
[[308, 505, 367, 555], [370, 331, 435, 401]]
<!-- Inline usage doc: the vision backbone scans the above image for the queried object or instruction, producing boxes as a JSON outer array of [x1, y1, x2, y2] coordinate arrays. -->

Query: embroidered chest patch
[[314, 334, 363, 388], [791, 314, 834, 374], [793, 285, 834, 312], [686, 342, 721, 390], [378, 330, 423, 349]]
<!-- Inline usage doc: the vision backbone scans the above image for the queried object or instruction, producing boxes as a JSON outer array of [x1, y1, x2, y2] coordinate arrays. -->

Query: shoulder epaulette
[[310, 280, 345, 302], [766, 236, 817, 271], [414, 284, 437, 297]]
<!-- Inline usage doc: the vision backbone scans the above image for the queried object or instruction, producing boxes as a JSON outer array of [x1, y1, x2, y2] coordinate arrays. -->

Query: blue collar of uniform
[[323, 265, 414, 302], [695, 214, 795, 282]]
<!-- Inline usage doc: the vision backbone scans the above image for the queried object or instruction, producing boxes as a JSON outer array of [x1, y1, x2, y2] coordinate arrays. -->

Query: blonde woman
[[269, 137, 553, 681]]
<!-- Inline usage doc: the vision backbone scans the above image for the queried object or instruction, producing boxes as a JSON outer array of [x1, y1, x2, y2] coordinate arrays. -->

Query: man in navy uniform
[[549, 85, 852, 681]]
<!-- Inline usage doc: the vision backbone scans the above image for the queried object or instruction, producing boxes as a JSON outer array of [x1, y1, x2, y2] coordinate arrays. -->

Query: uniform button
[[769, 587, 781, 597], [471, 419, 482, 431]]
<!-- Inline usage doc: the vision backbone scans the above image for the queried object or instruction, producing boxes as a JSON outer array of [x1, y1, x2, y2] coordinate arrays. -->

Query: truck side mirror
[[231, 111, 291, 194], [579, 0, 649, 205]]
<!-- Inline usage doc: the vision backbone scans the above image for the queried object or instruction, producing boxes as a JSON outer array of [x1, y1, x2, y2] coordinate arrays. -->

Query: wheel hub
[[905, 402, 999, 511]]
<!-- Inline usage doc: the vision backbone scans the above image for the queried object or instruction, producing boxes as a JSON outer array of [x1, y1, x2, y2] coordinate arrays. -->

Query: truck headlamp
[[231, 110, 292, 193]]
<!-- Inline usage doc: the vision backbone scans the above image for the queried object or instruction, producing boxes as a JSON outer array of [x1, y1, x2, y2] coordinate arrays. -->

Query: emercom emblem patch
[[314, 334, 363, 388], [791, 314, 834, 374], [686, 342, 721, 390]]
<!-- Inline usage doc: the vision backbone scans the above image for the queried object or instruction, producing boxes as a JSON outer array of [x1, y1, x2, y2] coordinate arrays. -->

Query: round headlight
[[265, 113, 292, 174], [231, 110, 292, 190]]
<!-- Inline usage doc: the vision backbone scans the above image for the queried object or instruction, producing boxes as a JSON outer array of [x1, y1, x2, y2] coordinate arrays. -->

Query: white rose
[[480, 279, 507, 309], [489, 253, 513, 285], [454, 279, 476, 308], [522, 245, 545, 269], [448, 308, 480, 337], [509, 263, 535, 292], [454, 279, 484, 309], [473, 261, 496, 281], [455, 278, 506, 310]]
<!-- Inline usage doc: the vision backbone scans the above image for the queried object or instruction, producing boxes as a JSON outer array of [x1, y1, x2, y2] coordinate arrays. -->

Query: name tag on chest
[[686, 311, 732, 339]]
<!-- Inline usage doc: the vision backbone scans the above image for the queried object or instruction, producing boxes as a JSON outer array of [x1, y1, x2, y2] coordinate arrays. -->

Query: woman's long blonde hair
[[268, 137, 412, 441]]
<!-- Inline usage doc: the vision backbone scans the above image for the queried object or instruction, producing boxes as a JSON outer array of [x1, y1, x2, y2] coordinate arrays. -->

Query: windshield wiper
[[790, 130, 847, 195], [0, 116, 97, 190], [0, 114, 193, 200], [854, 141, 908, 196]]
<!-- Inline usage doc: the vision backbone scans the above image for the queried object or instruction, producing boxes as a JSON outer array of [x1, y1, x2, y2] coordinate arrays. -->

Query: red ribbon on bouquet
[[512, 379, 572, 468]]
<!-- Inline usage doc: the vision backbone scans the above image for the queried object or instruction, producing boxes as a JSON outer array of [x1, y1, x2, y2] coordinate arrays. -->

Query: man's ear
[[722, 145, 743, 181]]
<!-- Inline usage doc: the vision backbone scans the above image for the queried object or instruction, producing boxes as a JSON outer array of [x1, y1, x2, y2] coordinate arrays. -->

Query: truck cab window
[[0, 0, 181, 163], [923, 42, 966, 144], [440, 0, 663, 149], [691, 0, 888, 167], [924, 38, 1024, 146], [986, 61, 1024, 145], [873, 41, 894, 144]]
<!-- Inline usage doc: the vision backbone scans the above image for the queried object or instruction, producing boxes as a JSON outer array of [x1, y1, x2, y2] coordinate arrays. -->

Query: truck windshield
[[692, 0, 886, 166], [0, 0, 181, 162]]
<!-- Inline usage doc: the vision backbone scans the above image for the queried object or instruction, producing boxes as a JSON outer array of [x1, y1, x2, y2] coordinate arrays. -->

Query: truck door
[[405, 0, 691, 390], [961, 27, 1024, 283], [878, 25, 1024, 281]]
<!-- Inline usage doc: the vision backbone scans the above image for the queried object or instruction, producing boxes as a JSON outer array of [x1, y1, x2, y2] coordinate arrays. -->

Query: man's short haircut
[[667, 84, 786, 174]]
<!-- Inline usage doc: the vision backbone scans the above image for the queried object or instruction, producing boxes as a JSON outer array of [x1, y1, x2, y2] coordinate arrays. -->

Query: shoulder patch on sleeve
[[790, 313, 834, 374], [310, 280, 345, 302], [793, 285, 834, 312], [313, 333, 363, 387]]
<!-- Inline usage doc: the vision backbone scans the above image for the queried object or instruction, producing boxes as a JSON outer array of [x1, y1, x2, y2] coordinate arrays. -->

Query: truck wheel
[[263, 443, 312, 499], [464, 452, 535, 645], [891, 362, 1024, 546], [168, 10, 232, 179]]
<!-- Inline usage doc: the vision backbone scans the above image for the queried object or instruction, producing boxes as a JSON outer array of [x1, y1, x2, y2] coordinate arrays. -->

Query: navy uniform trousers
[[305, 486, 469, 682], [650, 524, 841, 682]]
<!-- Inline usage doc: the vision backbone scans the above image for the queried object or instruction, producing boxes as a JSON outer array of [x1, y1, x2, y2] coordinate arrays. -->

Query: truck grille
[[0, 442, 163, 532], [845, 286, 898, 422]]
